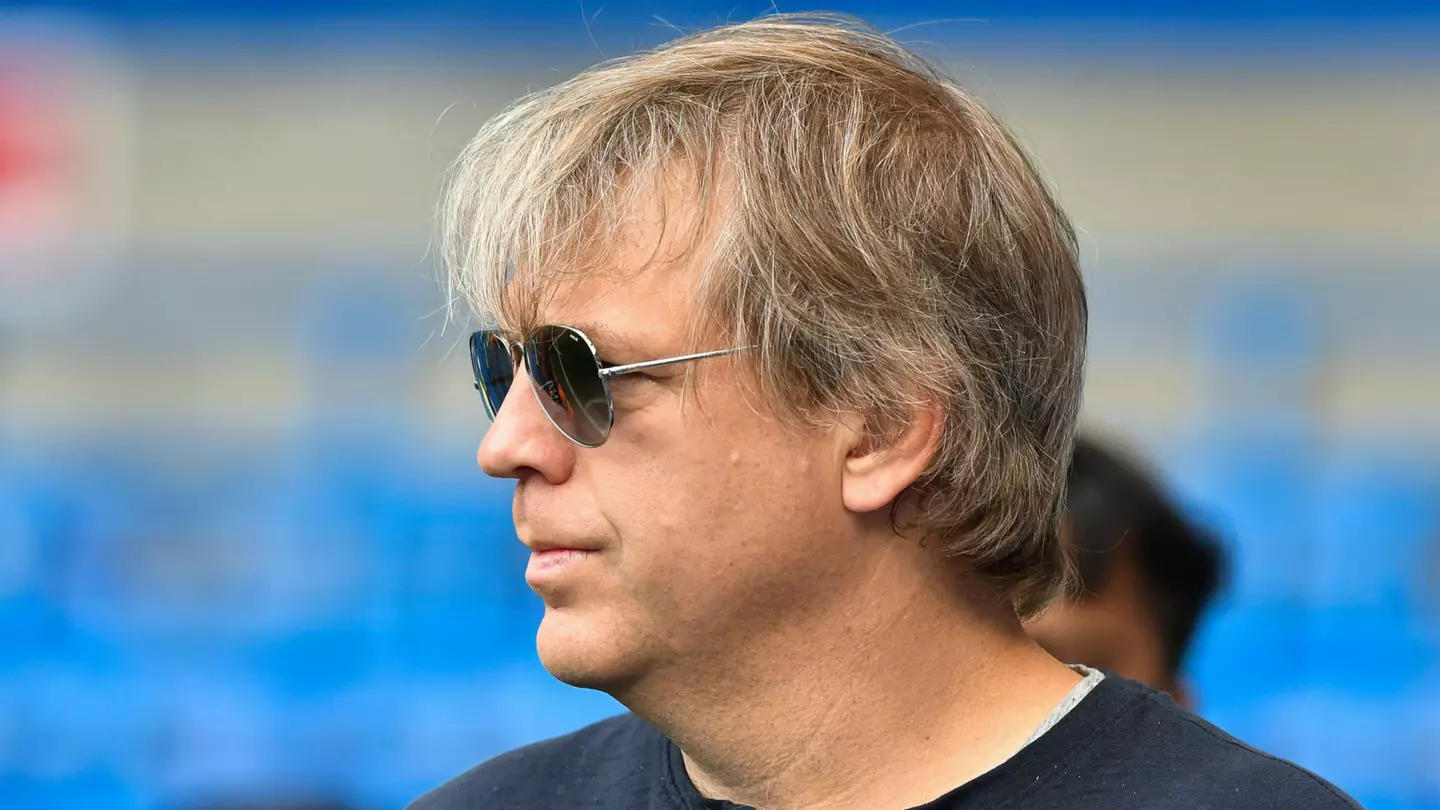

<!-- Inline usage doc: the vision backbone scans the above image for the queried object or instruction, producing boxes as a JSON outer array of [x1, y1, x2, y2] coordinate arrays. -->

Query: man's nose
[[476, 365, 577, 485]]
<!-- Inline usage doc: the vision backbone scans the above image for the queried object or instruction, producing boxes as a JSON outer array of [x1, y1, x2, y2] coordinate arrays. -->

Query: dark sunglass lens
[[526, 325, 613, 447], [472, 332, 516, 419]]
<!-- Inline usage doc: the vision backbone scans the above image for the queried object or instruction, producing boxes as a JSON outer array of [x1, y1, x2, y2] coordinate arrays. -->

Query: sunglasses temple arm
[[598, 346, 751, 379]]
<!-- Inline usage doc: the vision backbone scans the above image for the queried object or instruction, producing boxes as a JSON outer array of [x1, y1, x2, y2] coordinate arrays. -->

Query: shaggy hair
[[442, 14, 1088, 617]]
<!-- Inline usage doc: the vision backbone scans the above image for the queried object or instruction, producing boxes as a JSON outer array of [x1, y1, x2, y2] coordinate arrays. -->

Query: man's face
[[476, 191, 870, 696]]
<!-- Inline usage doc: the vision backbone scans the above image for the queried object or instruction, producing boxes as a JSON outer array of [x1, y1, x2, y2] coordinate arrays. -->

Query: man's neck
[[622, 565, 1084, 810]]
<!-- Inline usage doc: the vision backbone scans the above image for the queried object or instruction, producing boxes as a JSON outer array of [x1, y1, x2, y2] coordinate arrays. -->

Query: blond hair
[[442, 14, 1087, 617]]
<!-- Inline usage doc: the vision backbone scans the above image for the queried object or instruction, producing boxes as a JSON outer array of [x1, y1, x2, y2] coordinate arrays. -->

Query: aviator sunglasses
[[470, 326, 748, 448]]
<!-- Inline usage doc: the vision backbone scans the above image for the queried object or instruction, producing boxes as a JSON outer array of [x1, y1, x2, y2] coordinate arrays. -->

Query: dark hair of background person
[[1064, 435, 1227, 679]]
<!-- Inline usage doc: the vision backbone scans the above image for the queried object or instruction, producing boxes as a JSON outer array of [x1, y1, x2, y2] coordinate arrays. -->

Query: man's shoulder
[[406, 712, 661, 810], [1088, 678, 1361, 809]]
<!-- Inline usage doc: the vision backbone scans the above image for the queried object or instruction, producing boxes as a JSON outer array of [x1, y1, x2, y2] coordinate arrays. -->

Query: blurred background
[[0, 1, 1437, 808]]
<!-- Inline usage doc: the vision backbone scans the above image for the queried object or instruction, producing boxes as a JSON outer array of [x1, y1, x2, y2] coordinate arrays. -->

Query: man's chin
[[534, 606, 644, 693]]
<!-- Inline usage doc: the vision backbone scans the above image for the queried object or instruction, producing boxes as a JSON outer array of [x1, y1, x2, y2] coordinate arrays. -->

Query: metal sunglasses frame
[[472, 325, 748, 448]]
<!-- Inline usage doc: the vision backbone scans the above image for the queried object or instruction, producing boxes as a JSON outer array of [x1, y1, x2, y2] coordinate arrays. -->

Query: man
[[1026, 434, 1226, 710], [416, 15, 1359, 810]]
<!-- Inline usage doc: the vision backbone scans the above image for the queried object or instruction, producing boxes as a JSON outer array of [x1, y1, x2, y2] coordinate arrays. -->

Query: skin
[[476, 184, 1082, 810]]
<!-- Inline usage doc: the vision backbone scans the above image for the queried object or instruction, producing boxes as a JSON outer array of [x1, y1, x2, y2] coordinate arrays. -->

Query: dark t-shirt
[[408, 675, 1361, 810]]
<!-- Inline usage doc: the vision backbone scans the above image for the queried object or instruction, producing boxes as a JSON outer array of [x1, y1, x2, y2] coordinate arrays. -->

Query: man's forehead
[[487, 165, 724, 348], [511, 246, 702, 345]]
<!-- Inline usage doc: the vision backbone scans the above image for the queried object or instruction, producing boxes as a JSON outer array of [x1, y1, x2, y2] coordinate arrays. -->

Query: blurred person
[[416, 15, 1359, 810], [1026, 434, 1226, 709]]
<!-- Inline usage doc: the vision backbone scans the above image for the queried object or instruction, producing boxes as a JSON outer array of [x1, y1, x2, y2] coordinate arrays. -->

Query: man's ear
[[840, 402, 944, 515]]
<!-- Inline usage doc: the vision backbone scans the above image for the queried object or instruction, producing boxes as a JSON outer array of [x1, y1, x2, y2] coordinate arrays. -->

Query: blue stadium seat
[[0, 465, 104, 670], [1166, 434, 1319, 603], [380, 472, 536, 675], [351, 665, 623, 809], [244, 681, 396, 807], [0, 594, 64, 673], [1186, 599, 1312, 719], [248, 618, 382, 702], [148, 673, 289, 806], [1312, 453, 1439, 609], [0, 666, 161, 810], [0, 769, 151, 810], [1257, 690, 1430, 810], [1299, 606, 1439, 696]]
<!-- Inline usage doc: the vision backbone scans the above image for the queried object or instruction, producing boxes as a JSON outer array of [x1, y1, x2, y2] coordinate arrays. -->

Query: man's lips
[[515, 520, 604, 583], [524, 546, 600, 587], [527, 548, 596, 571], [520, 536, 604, 554]]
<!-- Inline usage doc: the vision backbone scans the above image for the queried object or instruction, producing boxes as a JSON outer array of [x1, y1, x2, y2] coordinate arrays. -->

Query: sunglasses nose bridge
[[507, 339, 523, 372]]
